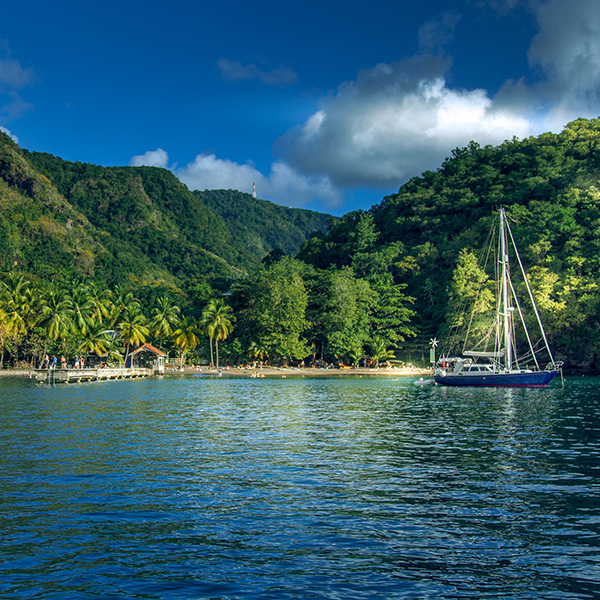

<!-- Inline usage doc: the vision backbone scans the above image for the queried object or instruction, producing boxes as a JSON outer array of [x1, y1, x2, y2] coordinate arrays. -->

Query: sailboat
[[434, 207, 562, 387]]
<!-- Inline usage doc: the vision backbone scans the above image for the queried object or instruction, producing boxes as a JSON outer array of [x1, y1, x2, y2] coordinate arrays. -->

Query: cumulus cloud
[[129, 148, 170, 168], [525, 0, 600, 127], [0, 43, 35, 124], [277, 55, 532, 188], [0, 90, 33, 121], [0, 54, 35, 90], [274, 0, 600, 191], [217, 58, 298, 88], [174, 153, 341, 208], [418, 11, 460, 53], [0, 125, 17, 142]]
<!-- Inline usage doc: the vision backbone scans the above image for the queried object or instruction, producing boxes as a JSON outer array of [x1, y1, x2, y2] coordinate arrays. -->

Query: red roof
[[130, 343, 167, 357]]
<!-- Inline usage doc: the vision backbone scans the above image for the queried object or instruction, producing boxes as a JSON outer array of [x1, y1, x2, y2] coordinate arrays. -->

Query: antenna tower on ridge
[[253, 182, 256, 198]]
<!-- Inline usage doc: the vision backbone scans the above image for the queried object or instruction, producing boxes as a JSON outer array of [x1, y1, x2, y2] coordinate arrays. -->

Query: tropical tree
[[369, 337, 396, 368], [201, 298, 234, 369], [70, 285, 95, 336], [116, 304, 149, 366], [88, 283, 113, 325], [77, 323, 119, 361], [233, 257, 310, 363], [248, 339, 269, 367], [150, 295, 181, 351], [40, 289, 74, 352], [172, 316, 202, 367], [110, 286, 138, 328], [318, 267, 373, 364], [0, 274, 37, 342]]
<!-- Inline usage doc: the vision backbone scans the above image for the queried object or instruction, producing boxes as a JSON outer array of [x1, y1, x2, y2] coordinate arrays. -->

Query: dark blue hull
[[434, 370, 558, 388]]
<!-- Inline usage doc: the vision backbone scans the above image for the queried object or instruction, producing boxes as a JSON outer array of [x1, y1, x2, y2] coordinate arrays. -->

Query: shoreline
[[165, 366, 432, 378], [0, 366, 432, 379]]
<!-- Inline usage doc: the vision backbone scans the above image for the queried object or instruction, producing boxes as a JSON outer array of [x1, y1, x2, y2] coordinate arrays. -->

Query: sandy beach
[[165, 365, 432, 378], [0, 366, 432, 379]]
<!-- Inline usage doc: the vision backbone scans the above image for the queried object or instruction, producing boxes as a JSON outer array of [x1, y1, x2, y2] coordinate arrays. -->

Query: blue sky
[[1, 0, 599, 215]]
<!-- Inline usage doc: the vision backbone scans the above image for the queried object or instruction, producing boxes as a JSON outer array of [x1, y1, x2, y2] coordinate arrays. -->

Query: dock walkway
[[35, 367, 154, 384]]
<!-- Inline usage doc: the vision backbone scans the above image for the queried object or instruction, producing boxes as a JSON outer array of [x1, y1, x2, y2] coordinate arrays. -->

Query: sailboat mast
[[500, 208, 512, 371]]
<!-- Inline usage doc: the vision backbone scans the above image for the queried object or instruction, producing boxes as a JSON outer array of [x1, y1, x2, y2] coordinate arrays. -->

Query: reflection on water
[[1, 375, 600, 599]]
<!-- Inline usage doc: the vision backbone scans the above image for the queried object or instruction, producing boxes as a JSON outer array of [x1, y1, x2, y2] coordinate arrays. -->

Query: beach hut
[[130, 343, 167, 373]]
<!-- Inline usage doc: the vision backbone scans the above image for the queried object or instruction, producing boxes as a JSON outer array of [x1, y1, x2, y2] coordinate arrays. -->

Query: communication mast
[[253, 182, 256, 198]]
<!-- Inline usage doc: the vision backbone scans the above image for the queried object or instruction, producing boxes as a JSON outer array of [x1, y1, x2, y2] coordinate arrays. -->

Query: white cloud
[[175, 153, 341, 208], [0, 44, 35, 125], [418, 11, 460, 53], [217, 57, 297, 88], [129, 148, 170, 168], [277, 55, 532, 188], [0, 90, 33, 121], [0, 54, 35, 90], [0, 125, 17, 142], [526, 0, 600, 128]]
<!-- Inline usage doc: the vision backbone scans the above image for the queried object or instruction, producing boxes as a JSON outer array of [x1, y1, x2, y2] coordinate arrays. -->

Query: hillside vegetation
[[3, 119, 600, 372], [197, 189, 334, 258], [298, 118, 600, 371]]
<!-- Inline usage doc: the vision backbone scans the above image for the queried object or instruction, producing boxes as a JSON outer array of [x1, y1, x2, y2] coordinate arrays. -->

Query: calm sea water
[[1, 374, 599, 599]]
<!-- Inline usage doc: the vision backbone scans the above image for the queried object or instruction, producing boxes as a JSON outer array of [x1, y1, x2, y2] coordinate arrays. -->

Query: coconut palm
[[116, 304, 149, 366], [88, 283, 113, 325], [1, 275, 42, 364], [201, 299, 234, 369], [70, 285, 95, 336], [172, 316, 201, 367], [77, 322, 117, 358], [42, 290, 74, 342], [248, 339, 269, 367], [0, 274, 36, 339], [110, 286, 138, 328], [369, 337, 396, 369], [150, 296, 181, 351]]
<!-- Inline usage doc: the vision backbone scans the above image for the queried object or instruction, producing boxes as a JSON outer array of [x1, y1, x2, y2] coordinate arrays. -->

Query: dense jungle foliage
[[197, 189, 334, 258], [299, 117, 600, 371], [3, 118, 600, 372]]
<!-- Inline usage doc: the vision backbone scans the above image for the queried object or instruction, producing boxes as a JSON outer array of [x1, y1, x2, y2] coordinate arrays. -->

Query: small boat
[[434, 207, 562, 388]]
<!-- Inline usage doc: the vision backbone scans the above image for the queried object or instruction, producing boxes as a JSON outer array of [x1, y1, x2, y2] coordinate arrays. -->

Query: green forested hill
[[23, 149, 257, 285], [298, 118, 600, 370], [5, 118, 600, 371], [196, 189, 335, 258]]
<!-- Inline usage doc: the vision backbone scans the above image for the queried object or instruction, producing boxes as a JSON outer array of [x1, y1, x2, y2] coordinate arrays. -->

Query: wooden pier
[[35, 367, 155, 384]]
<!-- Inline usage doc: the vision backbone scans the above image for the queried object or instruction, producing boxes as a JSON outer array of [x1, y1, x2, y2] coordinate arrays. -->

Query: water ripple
[[1, 376, 599, 599]]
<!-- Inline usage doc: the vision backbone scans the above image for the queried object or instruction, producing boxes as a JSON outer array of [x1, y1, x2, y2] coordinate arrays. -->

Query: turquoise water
[[1, 375, 599, 599]]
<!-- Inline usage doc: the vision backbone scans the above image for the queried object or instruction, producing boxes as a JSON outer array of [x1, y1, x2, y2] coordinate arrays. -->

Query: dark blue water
[[1, 375, 599, 599]]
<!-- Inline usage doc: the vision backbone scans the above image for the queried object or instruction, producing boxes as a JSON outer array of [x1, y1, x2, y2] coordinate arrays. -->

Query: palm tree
[[116, 304, 149, 366], [110, 286, 138, 328], [172, 316, 201, 367], [348, 346, 364, 368], [1, 275, 40, 364], [0, 274, 36, 338], [42, 290, 74, 343], [88, 283, 113, 326], [70, 286, 95, 336], [201, 299, 234, 369], [248, 339, 269, 368], [369, 337, 396, 369], [150, 296, 181, 351], [77, 322, 117, 359]]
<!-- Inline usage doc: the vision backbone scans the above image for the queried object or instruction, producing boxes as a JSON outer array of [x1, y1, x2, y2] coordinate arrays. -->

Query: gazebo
[[130, 343, 167, 373]]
